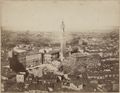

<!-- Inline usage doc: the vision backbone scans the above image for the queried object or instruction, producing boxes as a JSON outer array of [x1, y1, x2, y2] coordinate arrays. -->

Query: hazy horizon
[[1, 0, 120, 32]]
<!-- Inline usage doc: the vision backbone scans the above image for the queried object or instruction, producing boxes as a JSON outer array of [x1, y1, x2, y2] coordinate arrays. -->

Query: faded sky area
[[1, 0, 120, 32]]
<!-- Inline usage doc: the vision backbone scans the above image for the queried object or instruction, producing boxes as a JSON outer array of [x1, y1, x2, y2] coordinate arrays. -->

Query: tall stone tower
[[60, 21, 66, 61]]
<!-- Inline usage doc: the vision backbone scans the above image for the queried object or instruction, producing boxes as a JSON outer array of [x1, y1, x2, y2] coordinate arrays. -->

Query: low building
[[26, 53, 42, 67]]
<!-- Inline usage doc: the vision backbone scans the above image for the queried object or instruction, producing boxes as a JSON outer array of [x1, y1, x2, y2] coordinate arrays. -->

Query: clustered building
[[1, 31, 119, 92]]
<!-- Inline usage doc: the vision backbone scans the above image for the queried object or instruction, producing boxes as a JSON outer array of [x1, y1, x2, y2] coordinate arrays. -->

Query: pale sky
[[1, 0, 120, 32]]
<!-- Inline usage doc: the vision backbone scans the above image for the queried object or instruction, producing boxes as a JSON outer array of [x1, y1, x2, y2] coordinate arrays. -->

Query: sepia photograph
[[1, 0, 120, 92]]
